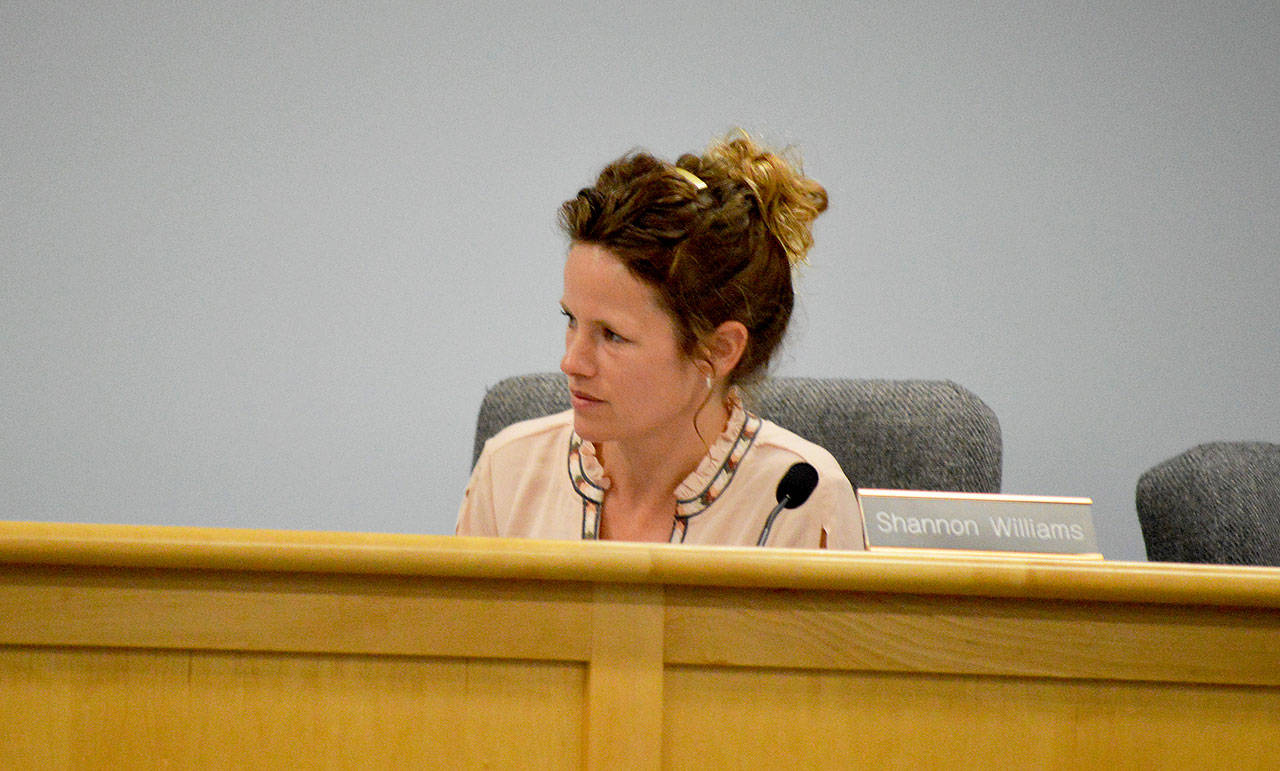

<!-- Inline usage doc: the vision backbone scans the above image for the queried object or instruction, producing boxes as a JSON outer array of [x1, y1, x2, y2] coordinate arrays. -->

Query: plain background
[[3, 2, 1277, 561]]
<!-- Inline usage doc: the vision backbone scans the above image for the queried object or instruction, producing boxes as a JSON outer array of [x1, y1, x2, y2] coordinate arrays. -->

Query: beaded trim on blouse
[[565, 395, 762, 541]]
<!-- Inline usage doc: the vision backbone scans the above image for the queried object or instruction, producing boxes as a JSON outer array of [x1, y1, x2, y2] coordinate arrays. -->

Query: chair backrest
[[472, 373, 1003, 493], [1136, 441, 1280, 565]]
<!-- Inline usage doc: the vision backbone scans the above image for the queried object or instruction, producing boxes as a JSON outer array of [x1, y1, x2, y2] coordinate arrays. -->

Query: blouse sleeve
[[455, 445, 499, 537], [822, 476, 866, 550]]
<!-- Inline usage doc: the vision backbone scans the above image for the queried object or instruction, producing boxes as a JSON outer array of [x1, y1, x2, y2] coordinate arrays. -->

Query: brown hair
[[558, 132, 828, 385]]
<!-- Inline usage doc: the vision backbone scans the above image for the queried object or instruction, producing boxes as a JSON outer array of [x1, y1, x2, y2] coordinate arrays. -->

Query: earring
[[706, 375, 713, 390]]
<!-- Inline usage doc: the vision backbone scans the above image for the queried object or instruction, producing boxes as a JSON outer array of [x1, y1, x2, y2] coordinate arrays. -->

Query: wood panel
[[663, 586, 1280, 686], [663, 667, 1280, 769], [2, 522, 1279, 768], [586, 584, 664, 769], [0, 647, 584, 769], [0, 565, 593, 661]]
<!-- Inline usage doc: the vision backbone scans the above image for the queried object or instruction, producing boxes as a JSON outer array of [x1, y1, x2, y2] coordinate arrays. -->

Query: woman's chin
[[571, 413, 613, 444]]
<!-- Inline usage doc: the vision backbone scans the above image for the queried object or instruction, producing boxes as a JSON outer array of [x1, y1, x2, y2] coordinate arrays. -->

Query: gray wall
[[4, 2, 1277, 561]]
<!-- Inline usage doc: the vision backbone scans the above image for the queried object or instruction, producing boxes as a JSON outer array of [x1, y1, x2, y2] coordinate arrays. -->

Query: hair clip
[[672, 166, 707, 191]]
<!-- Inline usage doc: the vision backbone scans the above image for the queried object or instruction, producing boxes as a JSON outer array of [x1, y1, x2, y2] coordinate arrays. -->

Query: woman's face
[[559, 243, 707, 447]]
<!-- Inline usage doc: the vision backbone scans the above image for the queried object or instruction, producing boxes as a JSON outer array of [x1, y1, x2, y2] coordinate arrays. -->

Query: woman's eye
[[560, 308, 575, 327], [603, 329, 626, 343]]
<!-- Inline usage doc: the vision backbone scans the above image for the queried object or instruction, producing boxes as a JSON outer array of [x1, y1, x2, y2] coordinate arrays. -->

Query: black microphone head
[[775, 462, 819, 509]]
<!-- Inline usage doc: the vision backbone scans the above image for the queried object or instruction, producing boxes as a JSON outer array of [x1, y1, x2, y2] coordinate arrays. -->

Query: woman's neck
[[598, 392, 731, 511]]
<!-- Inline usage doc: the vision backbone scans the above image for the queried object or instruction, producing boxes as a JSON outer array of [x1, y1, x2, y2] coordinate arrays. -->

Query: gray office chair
[[1136, 441, 1280, 566], [472, 373, 1002, 493]]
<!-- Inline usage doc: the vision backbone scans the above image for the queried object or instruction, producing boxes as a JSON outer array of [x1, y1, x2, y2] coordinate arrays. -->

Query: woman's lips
[[570, 390, 604, 409]]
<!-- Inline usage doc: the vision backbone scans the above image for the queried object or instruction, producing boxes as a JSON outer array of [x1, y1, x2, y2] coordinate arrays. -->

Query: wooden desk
[[1, 521, 1278, 768]]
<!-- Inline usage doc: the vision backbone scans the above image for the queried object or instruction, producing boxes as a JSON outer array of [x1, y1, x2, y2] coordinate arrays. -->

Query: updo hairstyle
[[558, 132, 828, 386]]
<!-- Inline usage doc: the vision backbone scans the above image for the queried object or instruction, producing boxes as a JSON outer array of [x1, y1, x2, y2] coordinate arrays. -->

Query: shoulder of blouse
[[751, 418, 854, 489], [480, 409, 575, 457]]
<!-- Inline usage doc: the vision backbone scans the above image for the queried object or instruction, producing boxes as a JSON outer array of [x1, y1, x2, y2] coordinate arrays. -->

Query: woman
[[457, 133, 863, 549]]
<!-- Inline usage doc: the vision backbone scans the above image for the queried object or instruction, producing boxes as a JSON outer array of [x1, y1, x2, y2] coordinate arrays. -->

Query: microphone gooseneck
[[756, 462, 819, 546]]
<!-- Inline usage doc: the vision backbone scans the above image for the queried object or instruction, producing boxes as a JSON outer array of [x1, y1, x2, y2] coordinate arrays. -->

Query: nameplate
[[858, 489, 1100, 557]]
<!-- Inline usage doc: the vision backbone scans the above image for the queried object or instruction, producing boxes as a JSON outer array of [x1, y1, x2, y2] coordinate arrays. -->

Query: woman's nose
[[560, 329, 593, 377]]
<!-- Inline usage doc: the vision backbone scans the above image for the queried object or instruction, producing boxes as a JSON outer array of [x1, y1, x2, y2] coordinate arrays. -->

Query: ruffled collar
[[565, 392, 762, 520]]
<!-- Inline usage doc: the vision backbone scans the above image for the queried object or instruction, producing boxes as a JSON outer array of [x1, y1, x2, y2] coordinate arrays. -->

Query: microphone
[[756, 462, 819, 546]]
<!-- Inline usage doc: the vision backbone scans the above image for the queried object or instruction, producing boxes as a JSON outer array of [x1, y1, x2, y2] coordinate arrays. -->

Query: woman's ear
[[704, 320, 748, 379]]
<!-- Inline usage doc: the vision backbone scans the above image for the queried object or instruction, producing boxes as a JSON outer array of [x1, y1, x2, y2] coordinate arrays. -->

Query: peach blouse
[[456, 401, 865, 549]]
